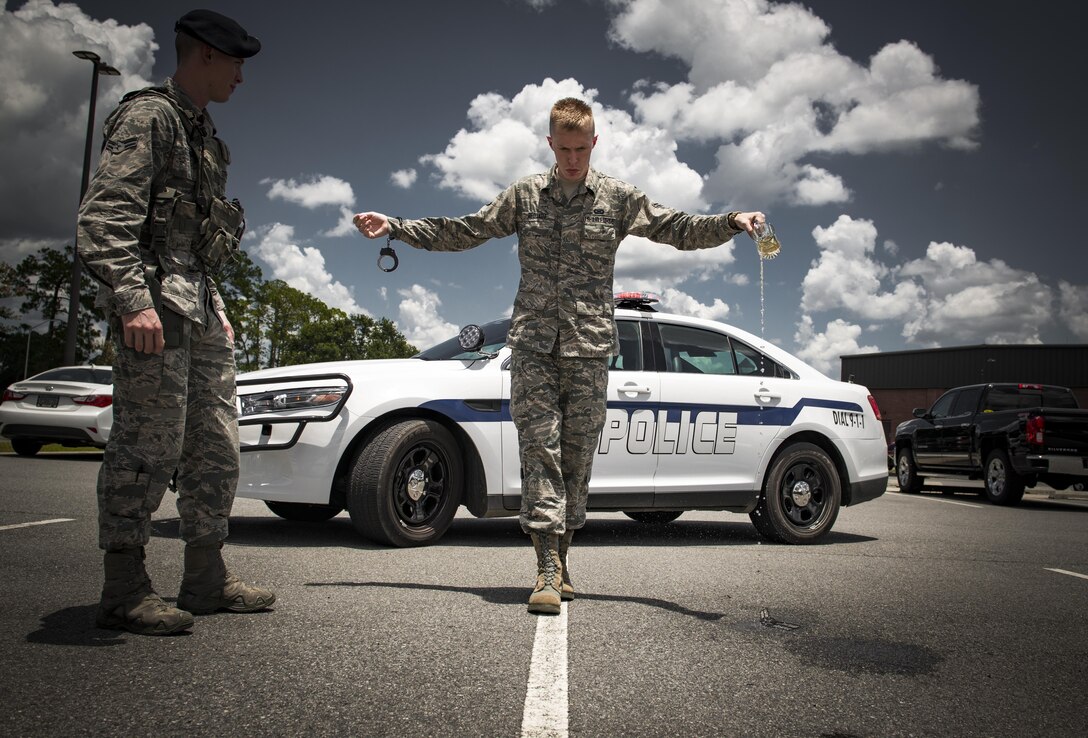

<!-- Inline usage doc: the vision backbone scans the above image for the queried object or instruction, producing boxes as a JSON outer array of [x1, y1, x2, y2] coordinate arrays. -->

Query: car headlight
[[239, 386, 347, 418]]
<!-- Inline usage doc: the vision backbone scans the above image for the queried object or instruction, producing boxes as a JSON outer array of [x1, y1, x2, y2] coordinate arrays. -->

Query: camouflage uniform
[[78, 77, 244, 551], [390, 166, 743, 534]]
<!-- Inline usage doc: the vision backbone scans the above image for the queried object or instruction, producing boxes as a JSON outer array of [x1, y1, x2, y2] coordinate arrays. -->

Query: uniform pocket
[[583, 222, 616, 241]]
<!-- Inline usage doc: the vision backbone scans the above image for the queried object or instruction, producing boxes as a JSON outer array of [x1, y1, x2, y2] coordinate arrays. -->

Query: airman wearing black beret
[[175, 8, 261, 59]]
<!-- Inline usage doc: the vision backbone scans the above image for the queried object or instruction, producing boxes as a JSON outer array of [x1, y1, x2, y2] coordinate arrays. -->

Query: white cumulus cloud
[[396, 284, 458, 349], [263, 175, 356, 209], [0, 0, 155, 244], [1058, 281, 1088, 341], [252, 223, 366, 316], [794, 315, 879, 378], [614, 0, 980, 207], [390, 168, 418, 189]]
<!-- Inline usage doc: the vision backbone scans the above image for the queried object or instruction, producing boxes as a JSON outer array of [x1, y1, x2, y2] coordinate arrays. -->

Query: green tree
[[217, 249, 265, 371]]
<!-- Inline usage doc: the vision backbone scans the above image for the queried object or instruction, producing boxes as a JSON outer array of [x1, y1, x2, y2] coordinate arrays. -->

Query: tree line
[[0, 245, 416, 389]]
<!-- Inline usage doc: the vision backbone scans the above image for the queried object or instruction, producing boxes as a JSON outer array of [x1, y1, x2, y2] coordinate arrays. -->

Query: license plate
[[36, 395, 59, 408]]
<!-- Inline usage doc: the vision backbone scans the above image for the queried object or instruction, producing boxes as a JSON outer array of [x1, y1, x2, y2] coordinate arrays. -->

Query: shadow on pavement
[[150, 514, 877, 549], [25, 604, 191, 647], [304, 580, 729, 622]]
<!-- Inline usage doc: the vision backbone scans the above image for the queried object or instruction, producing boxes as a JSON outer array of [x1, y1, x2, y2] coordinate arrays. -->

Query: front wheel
[[984, 449, 1024, 505], [265, 500, 343, 522], [623, 511, 683, 524], [896, 447, 924, 494], [347, 419, 463, 547], [750, 442, 841, 544], [11, 439, 42, 457]]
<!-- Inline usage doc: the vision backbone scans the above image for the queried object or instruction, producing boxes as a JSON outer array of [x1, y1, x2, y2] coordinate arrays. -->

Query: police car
[[235, 293, 887, 546]]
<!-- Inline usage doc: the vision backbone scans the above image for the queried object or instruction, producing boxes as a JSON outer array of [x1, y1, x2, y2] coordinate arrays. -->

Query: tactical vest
[[105, 86, 245, 277]]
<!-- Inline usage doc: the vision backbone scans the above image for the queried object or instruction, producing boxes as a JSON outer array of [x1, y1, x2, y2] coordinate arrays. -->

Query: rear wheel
[[265, 500, 343, 522], [347, 419, 463, 547], [896, 447, 924, 494], [750, 442, 841, 544], [623, 511, 682, 524], [11, 439, 42, 457], [984, 449, 1024, 505]]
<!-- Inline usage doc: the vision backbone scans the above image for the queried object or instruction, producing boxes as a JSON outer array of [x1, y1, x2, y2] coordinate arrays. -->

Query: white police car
[[235, 293, 887, 546]]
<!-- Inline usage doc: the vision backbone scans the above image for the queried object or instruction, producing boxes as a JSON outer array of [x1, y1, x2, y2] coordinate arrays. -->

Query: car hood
[[237, 356, 501, 383]]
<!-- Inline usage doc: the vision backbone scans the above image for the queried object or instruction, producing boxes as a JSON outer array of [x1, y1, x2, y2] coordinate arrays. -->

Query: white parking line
[[891, 492, 984, 508], [0, 518, 75, 532], [521, 602, 569, 738], [1044, 568, 1088, 581]]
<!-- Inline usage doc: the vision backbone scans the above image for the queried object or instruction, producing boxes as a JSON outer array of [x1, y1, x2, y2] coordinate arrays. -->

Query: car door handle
[[754, 388, 780, 403], [617, 383, 651, 395]]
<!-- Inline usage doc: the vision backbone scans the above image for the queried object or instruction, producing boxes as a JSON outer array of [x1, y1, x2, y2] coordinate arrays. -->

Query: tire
[[265, 500, 343, 522], [750, 442, 842, 544], [623, 511, 683, 524], [11, 439, 42, 457], [347, 419, 463, 547], [896, 447, 924, 494], [983, 449, 1024, 505]]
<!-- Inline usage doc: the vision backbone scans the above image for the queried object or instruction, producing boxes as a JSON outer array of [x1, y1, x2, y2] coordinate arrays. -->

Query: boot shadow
[[304, 581, 728, 622], [22, 604, 171, 646]]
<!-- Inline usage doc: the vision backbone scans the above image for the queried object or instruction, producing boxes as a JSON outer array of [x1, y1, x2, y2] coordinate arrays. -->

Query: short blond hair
[[550, 97, 594, 135]]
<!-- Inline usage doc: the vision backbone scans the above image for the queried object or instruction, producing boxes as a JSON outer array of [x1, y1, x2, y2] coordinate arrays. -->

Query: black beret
[[175, 9, 260, 58]]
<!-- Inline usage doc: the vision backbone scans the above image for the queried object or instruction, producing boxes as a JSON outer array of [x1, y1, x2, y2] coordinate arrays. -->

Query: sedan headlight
[[239, 386, 347, 418]]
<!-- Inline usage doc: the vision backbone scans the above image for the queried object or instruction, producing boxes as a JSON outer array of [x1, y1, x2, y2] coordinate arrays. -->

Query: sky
[[1, 0, 1085, 377]]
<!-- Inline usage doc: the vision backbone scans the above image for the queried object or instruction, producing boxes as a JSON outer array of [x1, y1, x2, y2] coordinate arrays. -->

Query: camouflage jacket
[[390, 167, 742, 357], [77, 77, 233, 322]]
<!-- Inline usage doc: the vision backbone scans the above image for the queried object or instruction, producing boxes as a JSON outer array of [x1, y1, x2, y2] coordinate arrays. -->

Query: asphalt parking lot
[[1, 453, 1086, 737]]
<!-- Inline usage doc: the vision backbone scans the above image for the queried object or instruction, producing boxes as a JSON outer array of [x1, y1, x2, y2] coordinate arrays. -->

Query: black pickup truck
[[894, 383, 1088, 504]]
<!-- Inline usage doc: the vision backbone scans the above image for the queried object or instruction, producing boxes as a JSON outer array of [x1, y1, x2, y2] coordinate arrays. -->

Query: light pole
[[24, 318, 57, 380], [63, 50, 119, 367]]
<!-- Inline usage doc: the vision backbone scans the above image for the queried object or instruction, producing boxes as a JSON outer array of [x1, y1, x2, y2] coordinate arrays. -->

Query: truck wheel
[[12, 439, 42, 457], [749, 442, 841, 544], [896, 448, 924, 494], [265, 500, 343, 522], [347, 419, 463, 547], [623, 511, 682, 524], [983, 449, 1024, 505]]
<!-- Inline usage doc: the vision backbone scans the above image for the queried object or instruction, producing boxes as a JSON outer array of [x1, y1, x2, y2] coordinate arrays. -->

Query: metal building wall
[[839, 344, 1088, 439]]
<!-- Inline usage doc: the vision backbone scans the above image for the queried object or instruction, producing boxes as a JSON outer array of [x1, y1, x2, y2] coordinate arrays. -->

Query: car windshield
[[31, 367, 113, 384], [415, 319, 511, 361]]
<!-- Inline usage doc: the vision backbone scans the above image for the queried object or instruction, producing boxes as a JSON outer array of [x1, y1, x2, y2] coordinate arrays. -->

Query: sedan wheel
[[11, 439, 42, 457], [348, 419, 463, 547], [750, 442, 841, 544]]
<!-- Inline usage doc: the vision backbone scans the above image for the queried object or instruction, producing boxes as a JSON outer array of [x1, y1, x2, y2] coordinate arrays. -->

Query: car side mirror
[[457, 324, 486, 353], [912, 407, 928, 419]]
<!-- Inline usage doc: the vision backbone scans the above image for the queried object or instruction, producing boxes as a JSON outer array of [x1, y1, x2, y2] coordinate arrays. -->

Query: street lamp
[[24, 318, 58, 379], [63, 50, 120, 367]]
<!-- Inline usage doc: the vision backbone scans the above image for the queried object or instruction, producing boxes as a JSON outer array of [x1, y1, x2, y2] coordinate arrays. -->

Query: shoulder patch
[[105, 138, 138, 155]]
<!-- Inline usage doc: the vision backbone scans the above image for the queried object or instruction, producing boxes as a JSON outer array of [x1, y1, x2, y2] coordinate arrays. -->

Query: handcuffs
[[377, 234, 399, 272]]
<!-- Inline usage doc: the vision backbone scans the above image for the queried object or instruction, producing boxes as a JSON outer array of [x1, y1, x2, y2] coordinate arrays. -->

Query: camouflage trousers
[[510, 347, 609, 535], [98, 301, 238, 550]]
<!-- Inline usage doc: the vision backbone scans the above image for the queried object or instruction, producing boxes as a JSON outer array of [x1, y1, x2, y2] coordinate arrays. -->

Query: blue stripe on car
[[418, 397, 863, 426]]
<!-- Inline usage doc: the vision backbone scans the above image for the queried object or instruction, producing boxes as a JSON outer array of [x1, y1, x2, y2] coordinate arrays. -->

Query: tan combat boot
[[176, 542, 276, 615], [528, 532, 563, 615], [96, 547, 194, 635], [558, 530, 575, 601]]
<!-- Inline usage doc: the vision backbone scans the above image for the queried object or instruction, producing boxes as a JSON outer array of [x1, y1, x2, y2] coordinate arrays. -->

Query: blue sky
[[2, 0, 1085, 376]]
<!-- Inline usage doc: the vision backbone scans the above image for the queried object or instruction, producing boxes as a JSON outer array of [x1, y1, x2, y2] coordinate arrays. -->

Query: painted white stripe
[[1045, 568, 1088, 581], [892, 491, 983, 508], [0, 518, 75, 532], [521, 601, 569, 738]]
